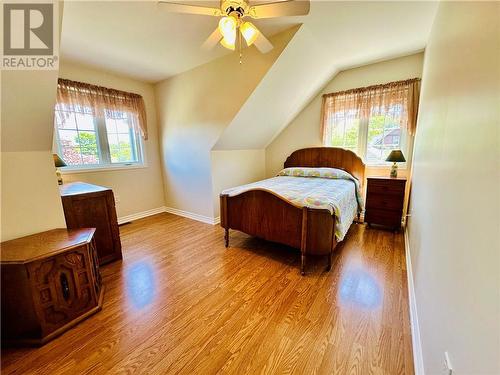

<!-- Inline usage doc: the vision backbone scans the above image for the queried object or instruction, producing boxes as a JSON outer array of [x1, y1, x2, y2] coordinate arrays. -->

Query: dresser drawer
[[364, 208, 402, 228], [366, 193, 404, 211], [367, 179, 405, 195]]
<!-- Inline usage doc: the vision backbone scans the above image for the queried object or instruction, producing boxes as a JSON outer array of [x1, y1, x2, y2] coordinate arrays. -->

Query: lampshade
[[240, 21, 259, 46], [386, 150, 406, 163], [218, 16, 237, 39], [53, 153, 67, 168], [220, 33, 236, 50]]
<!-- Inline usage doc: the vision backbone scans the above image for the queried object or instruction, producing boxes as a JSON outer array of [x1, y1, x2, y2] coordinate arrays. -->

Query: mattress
[[221, 168, 363, 241]]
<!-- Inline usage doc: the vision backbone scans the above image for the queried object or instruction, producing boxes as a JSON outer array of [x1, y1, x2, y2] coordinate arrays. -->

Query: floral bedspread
[[221, 168, 364, 241]]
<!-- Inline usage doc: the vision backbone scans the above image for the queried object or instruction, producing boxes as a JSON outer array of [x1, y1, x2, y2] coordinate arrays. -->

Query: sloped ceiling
[[214, 1, 438, 150]]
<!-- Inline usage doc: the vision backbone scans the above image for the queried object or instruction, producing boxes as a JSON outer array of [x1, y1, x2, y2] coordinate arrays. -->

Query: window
[[322, 78, 420, 166], [329, 105, 408, 165], [54, 107, 143, 168], [53, 79, 148, 171]]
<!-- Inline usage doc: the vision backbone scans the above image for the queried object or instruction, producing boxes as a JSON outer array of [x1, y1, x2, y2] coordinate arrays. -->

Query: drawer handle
[[60, 273, 70, 301]]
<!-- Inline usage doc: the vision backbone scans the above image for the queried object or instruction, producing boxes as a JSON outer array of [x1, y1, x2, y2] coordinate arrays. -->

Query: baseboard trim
[[117, 206, 166, 225], [404, 228, 425, 375], [164, 207, 219, 225]]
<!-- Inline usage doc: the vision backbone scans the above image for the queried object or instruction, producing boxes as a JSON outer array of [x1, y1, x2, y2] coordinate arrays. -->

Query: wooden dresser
[[60, 182, 122, 265], [364, 177, 407, 231], [1, 228, 104, 346]]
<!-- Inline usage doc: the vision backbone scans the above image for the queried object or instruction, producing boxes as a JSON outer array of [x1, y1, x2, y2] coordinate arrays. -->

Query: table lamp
[[386, 150, 406, 178], [53, 153, 67, 185]]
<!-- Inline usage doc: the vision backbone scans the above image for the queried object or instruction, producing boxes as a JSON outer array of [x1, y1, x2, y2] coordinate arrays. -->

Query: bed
[[220, 147, 366, 275]]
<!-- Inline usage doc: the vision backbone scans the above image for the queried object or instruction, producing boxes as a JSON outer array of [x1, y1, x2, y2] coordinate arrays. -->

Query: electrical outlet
[[444, 351, 453, 375], [115, 195, 120, 204]]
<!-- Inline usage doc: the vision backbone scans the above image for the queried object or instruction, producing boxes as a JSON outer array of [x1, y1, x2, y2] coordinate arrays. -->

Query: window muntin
[[54, 105, 143, 169]]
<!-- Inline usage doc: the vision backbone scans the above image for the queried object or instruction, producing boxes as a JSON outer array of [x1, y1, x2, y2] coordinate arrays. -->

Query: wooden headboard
[[284, 147, 366, 187]]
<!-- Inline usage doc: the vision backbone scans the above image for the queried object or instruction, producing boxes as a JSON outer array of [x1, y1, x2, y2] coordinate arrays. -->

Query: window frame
[[53, 108, 146, 173], [324, 109, 412, 168]]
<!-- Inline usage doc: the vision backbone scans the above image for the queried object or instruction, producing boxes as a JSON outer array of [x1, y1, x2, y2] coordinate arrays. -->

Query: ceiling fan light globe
[[240, 21, 259, 46], [218, 16, 237, 39], [220, 31, 236, 50]]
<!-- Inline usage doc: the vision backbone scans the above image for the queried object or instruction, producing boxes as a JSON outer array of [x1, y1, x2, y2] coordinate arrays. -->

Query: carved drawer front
[[27, 245, 98, 336]]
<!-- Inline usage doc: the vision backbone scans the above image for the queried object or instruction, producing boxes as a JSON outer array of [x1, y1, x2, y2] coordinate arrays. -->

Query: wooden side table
[[364, 176, 407, 231], [60, 182, 122, 265], [1, 228, 104, 346]]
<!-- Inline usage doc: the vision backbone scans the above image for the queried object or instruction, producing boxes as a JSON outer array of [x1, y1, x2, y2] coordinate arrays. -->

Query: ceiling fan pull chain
[[239, 29, 243, 65]]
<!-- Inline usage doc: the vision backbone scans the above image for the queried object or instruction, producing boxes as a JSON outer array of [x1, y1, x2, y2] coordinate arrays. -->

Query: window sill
[[61, 164, 147, 174]]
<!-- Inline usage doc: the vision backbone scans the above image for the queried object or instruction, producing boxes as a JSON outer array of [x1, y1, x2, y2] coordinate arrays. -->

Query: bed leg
[[326, 219, 335, 272], [300, 207, 308, 276], [224, 228, 229, 248]]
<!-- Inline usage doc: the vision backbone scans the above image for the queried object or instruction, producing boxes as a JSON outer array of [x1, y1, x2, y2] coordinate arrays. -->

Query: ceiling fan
[[159, 0, 310, 53]]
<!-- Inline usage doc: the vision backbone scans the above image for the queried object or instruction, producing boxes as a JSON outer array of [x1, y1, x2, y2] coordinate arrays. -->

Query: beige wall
[[265, 53, 424, 178], [57, 61, 165, 218], [211, 149, 266, 218], [1, 151, 66, 241], [155, 28, 296, 220], [408, 2, 499, 374], [1, 2, 67, 241]]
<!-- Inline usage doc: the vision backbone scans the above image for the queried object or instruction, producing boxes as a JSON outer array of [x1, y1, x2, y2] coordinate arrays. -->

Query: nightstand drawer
[[367, 180, 405, 195], [366, 193, 404, 211], [364, 208, 402, 228]]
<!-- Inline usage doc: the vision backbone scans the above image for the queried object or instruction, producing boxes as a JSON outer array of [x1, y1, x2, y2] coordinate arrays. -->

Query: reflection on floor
[[1, 212, 413, 375]]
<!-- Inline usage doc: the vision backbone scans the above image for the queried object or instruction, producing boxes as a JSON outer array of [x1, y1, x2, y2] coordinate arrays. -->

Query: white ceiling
[[60, 1, 301, 82]]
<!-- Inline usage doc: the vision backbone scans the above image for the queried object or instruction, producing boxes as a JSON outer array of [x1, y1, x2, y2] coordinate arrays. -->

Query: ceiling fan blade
[[253, 31, 274, 53], [158, 1, 222, 16], [248, 0, 310, 19], [202, 28, 223, 50]]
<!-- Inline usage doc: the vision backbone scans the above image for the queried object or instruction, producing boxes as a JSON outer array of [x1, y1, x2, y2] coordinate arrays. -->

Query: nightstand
[[364, 176, 407, 231]]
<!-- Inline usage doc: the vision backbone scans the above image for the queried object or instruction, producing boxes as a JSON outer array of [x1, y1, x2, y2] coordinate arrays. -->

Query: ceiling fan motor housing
[[221, 0, 249, 18]]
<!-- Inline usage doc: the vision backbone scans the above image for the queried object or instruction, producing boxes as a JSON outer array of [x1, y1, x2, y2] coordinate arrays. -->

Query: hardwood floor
[[1, 213, 414, 374]]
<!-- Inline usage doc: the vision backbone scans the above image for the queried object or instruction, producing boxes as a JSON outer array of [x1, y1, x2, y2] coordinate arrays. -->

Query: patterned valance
[[321, 77, 421, 140]]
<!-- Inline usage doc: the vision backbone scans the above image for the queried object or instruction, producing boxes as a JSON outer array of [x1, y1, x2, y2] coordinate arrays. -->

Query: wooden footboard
[[219, 147, 365, 275], [220, 190, 337, 275]]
